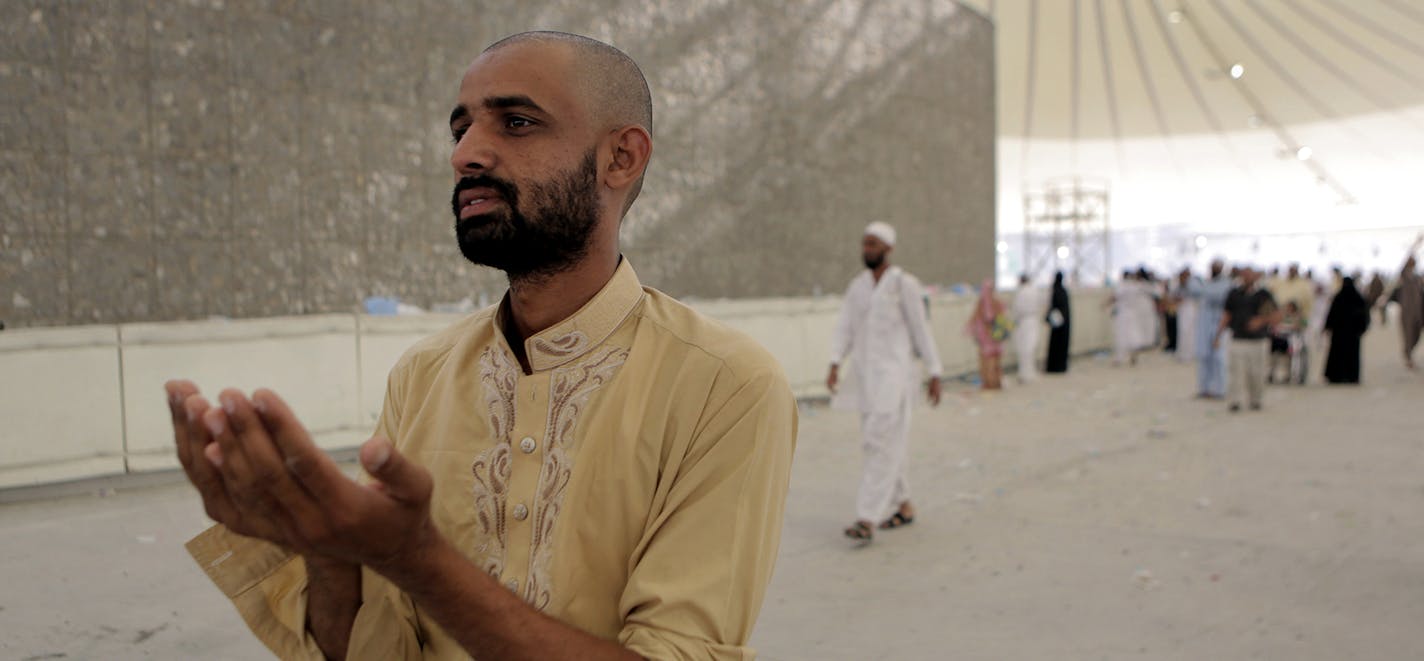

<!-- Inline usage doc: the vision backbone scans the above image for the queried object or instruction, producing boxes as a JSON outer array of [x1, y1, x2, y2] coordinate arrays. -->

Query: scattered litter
[[364, 297, 426, 315], [966, 407, 981, 417], [96, 488, 117, 498], [133, 622, 169, 644], [1148, 428, 1169, 439], [136, 535, 157, 544], [1154, 414, 1169, 424], [1195, 497, 1213, 510], [957, 458, 975, 469], [1157, 471, 1171, 481], [363, 296, 399, 315], [1133, 569, 1161, 591], [953, 492, 983, 503], [1210, 573, 1221, 583]]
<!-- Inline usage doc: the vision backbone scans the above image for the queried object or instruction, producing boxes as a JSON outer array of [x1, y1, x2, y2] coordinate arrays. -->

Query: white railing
[[0, 290, 1111, 489]]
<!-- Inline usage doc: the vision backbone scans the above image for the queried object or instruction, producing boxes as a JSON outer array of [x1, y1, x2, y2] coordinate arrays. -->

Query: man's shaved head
[[484, 31, 653, 136], [448, 31, 657, 281]]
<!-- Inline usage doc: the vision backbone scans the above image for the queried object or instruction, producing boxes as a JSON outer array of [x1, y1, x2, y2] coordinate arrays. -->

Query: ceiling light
[[1168, 10, 1184, 24], [996, 241, 1008, 253], [1296, 146, 1313, 161], [1195, 235, 1208, 249], [1056, 245, 1071, 260], [1229, 64, 1244, 79]]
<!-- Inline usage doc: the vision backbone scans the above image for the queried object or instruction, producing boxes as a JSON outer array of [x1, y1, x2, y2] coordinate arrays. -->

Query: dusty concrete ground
[[2, 325, 1420, 660], [753, 325, 1424, 660]]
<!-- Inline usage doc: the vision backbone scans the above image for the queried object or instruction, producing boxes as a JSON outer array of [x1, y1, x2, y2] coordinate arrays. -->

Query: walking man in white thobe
[[1011, 273, 1047, 382], [827, 222, 943, 544], [1111, 271, 1146, 366]]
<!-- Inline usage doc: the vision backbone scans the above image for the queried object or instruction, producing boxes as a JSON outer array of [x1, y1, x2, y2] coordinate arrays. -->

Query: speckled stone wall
[[1, 0, 994, 328]]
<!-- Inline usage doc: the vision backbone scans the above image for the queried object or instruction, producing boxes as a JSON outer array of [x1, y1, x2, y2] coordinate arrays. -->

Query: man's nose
[[450, 130, 496, 177]]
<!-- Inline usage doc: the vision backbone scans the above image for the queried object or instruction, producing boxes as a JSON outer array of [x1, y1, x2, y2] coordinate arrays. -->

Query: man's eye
[[450, 127, 467, 144], [506, 116, 534, 130]]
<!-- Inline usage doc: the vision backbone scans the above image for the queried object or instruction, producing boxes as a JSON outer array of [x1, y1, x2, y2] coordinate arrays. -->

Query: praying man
[[166, 32, 796, 660]]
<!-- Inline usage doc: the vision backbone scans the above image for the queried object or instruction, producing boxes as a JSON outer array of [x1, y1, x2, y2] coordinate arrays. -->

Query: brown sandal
[[878, 511, 915, 530], [843, 521, 873, 543]]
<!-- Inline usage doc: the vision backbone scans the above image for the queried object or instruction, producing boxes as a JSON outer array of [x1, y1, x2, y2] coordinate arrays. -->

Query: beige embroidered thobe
[[186, 260, 798, 660]]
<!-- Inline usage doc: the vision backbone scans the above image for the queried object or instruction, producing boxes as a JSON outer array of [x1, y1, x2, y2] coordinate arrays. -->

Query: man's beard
[[863, 253, 885, 270], [452, 149, 600, 282]]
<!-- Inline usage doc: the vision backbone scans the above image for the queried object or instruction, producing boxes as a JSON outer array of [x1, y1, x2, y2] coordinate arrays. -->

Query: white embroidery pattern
[[469, 346, 519, 579], [522, 346, 629, 609], [531, 330, 590, 359]]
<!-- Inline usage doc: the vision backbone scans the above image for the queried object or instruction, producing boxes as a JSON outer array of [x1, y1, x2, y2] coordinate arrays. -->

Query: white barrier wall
[[0, 290, 1111, 488]]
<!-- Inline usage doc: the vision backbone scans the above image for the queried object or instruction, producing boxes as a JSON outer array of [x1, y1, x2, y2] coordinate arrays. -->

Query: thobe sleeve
[[830, 282, 856, 365], [185, 527, 326, 659], [899, 276, 943, 377], [185, 361, 423, 660], [619, 366, 797, 661]]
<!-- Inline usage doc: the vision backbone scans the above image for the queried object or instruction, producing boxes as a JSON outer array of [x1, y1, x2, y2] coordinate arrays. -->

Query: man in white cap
[[827, 221, 943, 544]]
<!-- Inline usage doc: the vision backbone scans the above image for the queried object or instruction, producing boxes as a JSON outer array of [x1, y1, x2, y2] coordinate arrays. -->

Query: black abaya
[[1045, 277, 1072, 373], [1324, 279, 1370, 384]]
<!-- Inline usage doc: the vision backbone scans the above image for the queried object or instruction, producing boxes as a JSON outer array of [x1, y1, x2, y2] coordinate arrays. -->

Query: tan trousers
[[1229, 338, 1269, 408]]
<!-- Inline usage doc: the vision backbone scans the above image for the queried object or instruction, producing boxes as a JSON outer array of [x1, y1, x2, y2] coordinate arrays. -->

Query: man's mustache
[[451, 175, 519, 216]]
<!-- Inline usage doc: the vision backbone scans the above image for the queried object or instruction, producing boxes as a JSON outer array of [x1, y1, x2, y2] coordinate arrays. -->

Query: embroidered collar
[[496, 259, 645, 373]]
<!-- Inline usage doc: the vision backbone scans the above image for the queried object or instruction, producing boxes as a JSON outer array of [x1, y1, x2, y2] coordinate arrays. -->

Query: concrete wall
[[0, 289, 1109, 489], [1, 0, 994, 328]]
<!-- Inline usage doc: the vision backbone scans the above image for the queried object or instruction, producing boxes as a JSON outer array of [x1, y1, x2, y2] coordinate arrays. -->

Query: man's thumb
[[360, 437, 430, 503]]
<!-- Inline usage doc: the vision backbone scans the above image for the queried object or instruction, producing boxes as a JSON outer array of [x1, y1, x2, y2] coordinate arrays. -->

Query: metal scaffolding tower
[[1021, 176, 1112, 286]]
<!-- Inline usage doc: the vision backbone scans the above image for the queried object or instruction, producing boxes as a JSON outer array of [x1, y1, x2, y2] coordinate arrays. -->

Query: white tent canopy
[[960, 0, 1424, 277]]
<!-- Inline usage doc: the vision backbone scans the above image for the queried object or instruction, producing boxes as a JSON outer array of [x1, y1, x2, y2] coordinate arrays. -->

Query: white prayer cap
[[864, 221, 896, 247]]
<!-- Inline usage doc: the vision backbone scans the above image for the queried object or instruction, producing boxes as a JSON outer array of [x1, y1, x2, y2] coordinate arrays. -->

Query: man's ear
[[605, 125, 652, 193]]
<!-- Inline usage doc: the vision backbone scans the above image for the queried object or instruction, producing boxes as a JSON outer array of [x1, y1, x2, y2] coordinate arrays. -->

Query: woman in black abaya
[[1323, 277, 1370, 384], [1045, 272, 1072, 373]]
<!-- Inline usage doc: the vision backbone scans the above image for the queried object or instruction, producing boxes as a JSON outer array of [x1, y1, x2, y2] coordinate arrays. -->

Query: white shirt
[[1010, 285, 1047, 325], [830, 266, 943, 413]]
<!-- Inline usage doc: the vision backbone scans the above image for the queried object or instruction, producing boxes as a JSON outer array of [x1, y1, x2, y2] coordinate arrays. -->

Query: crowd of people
[[831, 228, 1420, 547], [946, 235, 1424, 413], [1001, 234, 1424, 412]]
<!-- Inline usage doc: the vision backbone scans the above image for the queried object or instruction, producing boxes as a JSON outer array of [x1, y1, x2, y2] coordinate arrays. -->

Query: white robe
[[1112, 281, 1142, 361], [1137, 281, 1161, 349], [1010, 284, 1047, 381], [830, 266, 944, 523], [830, 266, 944, 413], [1176, 294, 1198, 363]]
